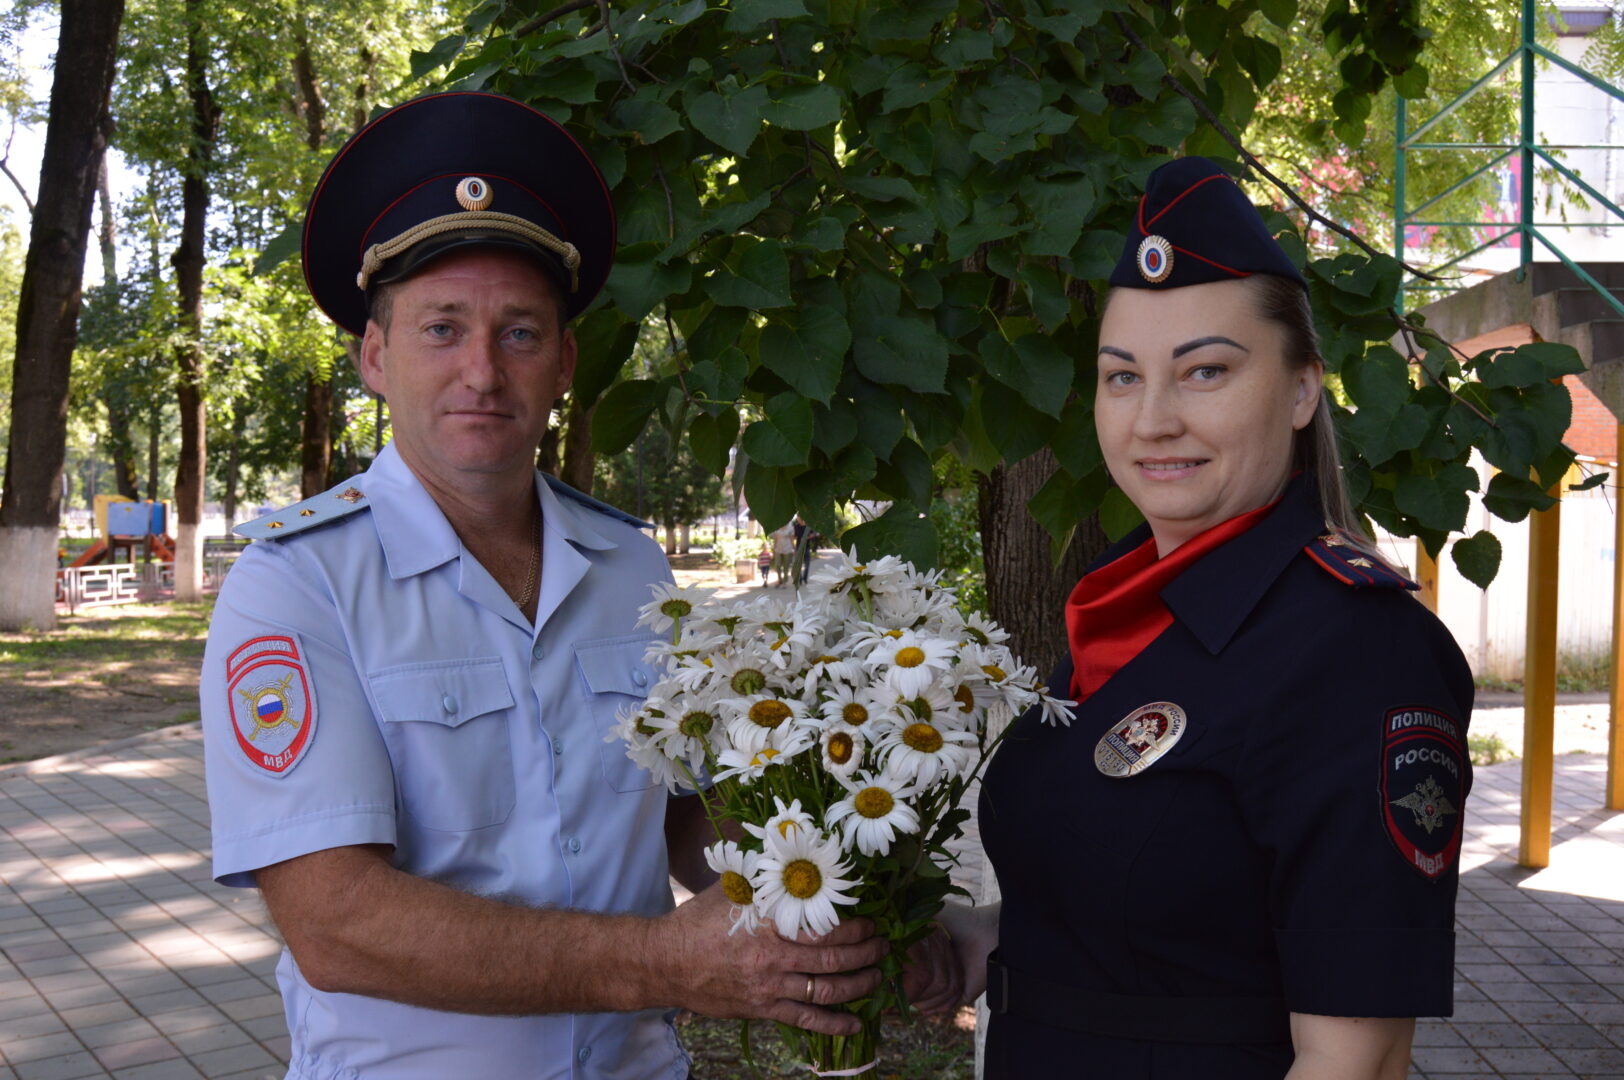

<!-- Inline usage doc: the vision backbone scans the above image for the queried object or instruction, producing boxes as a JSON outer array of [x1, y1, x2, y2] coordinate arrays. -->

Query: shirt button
[[441, 695, 458, 714], [552, 737, 563, 756], [631, 669, 648, 688], [567, 836, 581, 854], [532, 642, 545, 660], [577, 1045, 592, 1063]]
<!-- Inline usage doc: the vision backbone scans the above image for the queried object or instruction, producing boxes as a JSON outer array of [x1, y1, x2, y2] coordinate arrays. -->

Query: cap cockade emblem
[[455, 176, 494, 212], [1137, 235, 1174, 283]]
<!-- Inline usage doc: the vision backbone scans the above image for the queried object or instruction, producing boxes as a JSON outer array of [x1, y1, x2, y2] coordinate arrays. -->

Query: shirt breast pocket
[[369, 657, 517, 831], [576, 636, 660, 794]]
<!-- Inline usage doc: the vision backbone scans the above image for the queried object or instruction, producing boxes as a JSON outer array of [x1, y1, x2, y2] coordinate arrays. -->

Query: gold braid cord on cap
[[355, 210, 582, 292]]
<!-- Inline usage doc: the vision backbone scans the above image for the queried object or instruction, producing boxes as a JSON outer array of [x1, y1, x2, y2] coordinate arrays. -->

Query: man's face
[[359, 248, 576, 487]]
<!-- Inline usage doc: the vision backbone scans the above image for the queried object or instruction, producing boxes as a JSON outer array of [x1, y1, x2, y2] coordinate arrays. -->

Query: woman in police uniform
[[938, 158, 1473, 1078]]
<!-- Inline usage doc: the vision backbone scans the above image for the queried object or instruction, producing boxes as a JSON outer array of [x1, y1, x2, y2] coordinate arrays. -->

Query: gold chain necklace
[[514, 499, 540, 611]]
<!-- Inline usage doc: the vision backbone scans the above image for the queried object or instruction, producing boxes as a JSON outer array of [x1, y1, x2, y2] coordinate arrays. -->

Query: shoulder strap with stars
[[544, 474, 654, 530], [234, 478, 372, 541], [1303, 528, 1418, 590]]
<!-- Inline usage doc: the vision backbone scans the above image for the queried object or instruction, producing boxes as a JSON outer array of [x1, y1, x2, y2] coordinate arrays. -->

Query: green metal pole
[[1520, 0, 1535, 279], [1396, 95, 1408, 316]]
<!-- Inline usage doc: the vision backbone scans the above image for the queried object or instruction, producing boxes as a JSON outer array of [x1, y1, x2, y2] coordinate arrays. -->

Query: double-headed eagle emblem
[[1391, 775, 1457, 835]]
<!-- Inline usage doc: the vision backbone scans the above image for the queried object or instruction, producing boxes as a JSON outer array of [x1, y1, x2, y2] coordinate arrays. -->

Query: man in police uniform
[[200, 92, 886, 1079]]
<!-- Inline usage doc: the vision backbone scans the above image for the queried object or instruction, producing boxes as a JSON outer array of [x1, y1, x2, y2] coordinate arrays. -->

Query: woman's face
[[1095, 278, 1322, 555]]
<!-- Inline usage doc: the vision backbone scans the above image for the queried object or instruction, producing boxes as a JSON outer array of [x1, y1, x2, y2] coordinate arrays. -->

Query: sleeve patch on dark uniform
[[1380, 706, 1465, 881]]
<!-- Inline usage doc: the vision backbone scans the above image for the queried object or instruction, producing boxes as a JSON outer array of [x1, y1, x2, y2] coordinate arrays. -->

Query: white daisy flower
[[636, 582, 709, 637], [873, 714, 977, 787], [826, 771, 921, 857], [710, 648, 785, 699], [720, 691, 810, 754], [644, 691, 727, 765], [752, 829, 860, 940], [704, 841, 764, 935], [880, 684, 968, 733], [961, 612, 1011, 650], [743, 796, 817, 847], [818, 683, 888, 732], [713, 725, 816, 784], [816, 720, 865, 778], [800, 653, 861, 698], [867, 629, 958, 699]]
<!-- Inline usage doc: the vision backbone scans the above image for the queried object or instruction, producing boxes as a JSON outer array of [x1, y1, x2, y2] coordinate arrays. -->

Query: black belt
[[985, 953, 1291, 1045]]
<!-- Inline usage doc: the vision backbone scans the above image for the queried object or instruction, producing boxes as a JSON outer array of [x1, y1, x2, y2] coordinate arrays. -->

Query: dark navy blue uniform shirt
[[980, 475, 1473, 1078]]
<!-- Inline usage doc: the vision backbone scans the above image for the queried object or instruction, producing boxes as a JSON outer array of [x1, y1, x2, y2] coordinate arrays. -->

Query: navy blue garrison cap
[[302, 91, 615, 335], [1109, 157, 1304, 292]]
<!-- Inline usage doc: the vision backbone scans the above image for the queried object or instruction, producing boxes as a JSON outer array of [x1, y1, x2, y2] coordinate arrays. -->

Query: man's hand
[[656, 882, 888, 1036], [900, 926, 963, 1015]]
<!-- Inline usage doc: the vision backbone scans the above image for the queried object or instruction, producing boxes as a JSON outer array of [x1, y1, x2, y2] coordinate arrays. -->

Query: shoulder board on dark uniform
[[234, 479, 372, 541], [1303, 529, 1418, 590], [544, 474, 654, 530]]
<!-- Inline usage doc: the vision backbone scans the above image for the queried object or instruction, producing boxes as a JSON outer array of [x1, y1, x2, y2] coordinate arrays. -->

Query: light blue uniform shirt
[[201, 443, 686, 1080]]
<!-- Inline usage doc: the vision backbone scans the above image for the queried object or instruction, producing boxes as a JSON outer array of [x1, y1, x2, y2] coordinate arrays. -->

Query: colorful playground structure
[[67, 495, 176, 568]]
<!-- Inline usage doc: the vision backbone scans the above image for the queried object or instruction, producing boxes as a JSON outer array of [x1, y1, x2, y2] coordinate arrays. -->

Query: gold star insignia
[[337, 487, 365, 503], [1349, 557, 1373, 568], [1322, 534, 1348, 547], [267, 521, 284, 529], [299, 508, 316, 517]]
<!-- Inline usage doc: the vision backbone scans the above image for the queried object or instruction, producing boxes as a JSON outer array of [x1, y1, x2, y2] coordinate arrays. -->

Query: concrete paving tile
[[166, 964, 249, 991], [1515, 963, 1595, 984], [3, 940, 75, 964], [121, 990, 204, 1018], [1549, 981, 1624, 1004], [27, 972, 107, 998], [11, 1052, 107, 1080], [164, 1024, 250, 1056], [0, 993, 53, 1021], [1526, 1023, 1615, 1048], [0, 1013, 71, 1045], [185, 1043, 276, 1079], [1410, 1046, 1493, 1072], [145, 1007, 229, 1038], [69, 1020, 161, 1052], [54, 1002, 137, 1031], [186, 981, 265, 1009], [49, 921, 119, 942], [0, 977, 44, 1002], [1552, 1044, 1624, 1071], [37, 982, 122, 1014], [1601, 1024, 1624, 1048], [1449, 1021, 1538, 1047], [1478, 1045, 1569, 1071], [2, 1032, 86, 1064], [90, 1036, 181, 1072], [214, 997, 279, 1024], [16, 956, 91, 979], [205, 1071, 280, 1080], [1449, 1001, 1514, 1023], [1570, 1001, 1624, 1025], [108, 1061, 203, 1080], [1497, 999, 1581, 1024], [233, 1017, 283, 1042], [98, 973, 183, 1000], [259, 1034, 288, 1064]]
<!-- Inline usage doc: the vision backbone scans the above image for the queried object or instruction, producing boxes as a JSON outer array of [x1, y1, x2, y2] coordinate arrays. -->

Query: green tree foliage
[[403, 1, 1585, 589], [594, 426, 728, 535], [0, 211, 23, 450]]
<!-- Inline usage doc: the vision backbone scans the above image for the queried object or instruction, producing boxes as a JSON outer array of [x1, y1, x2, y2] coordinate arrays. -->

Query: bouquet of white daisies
[[610, 552, 1074, 1074]]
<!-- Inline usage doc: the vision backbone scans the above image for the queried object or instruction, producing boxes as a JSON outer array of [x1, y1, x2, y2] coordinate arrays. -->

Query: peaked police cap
[[1109, 157, 1304, 292], [302, 91, 615, 335]]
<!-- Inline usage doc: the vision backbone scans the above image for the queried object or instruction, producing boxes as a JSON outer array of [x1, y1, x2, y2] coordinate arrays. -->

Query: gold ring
[[805, 976, 815, 1003]]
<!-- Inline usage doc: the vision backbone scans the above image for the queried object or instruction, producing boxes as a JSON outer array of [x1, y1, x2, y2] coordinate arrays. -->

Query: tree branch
[[1, 116, 33, 215], [515, 0, 596, 37], [1111, 14, 1436, 281]]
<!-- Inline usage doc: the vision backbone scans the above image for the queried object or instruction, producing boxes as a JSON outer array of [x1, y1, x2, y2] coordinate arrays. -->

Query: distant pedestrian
[[771, 523, 795, 586]]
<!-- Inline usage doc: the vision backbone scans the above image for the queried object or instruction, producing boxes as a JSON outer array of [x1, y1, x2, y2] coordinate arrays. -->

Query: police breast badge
[[226, 635, 317, 776], [1381, 706, 1466, 881], [1094, 701, 1186, 778]]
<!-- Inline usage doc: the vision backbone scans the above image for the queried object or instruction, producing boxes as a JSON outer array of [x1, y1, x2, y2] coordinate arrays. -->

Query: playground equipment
[[71, 495, 175, 568]]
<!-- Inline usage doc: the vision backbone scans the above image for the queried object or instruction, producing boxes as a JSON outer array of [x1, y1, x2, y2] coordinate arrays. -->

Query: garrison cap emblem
[[1137, 235, 1173, 283], [225, 634, 317, 777], [1095, 701, 1186, 778], [1380, 706, 1466, 881]]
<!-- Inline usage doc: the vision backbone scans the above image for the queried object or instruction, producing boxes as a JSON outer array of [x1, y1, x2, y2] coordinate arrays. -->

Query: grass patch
[[1469, 732, 1517, 766], [677, 1012, 973, 1079], [0, 602, 214, 666], [1473, 648, 1614, 695]]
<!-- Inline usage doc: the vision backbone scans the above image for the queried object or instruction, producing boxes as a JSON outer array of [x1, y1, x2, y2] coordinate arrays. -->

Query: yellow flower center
[[750, 748, 781, 767], [659, 598, 692, 619], [782, 859, 822, 900], [749, 700, 792, 728], [883, 629, 903, 639], [777, 819, 801, 839], [816, 655, 840, 665], [894, 646, 926, 668], [981, 664, 1007, 681], [772, 635, 790, 652], [679, 711, 714, 737], [842, 703, 869, 725], [903, 722, 943, 753], [720, 870, 753, 905], [854, 786, 895, 819], [826, 732, 855, 765], [954, 686, 976, 713], [731, 668, 767, 695]]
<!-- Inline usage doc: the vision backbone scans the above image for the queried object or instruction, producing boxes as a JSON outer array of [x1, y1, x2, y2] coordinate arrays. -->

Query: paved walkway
[[2, 722, 1623, 1078]]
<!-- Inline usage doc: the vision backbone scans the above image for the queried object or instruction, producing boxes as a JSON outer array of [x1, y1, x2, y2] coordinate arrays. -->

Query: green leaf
[[740, 392, 815, 466], [1393, 464, 1476, 533], [688, 407, 740, 477], [1259, 0, 1298, 28], [703, 238, 792, 309], [742, 459, 799, 532], [686, 83, 768, 156], [253, 221, 302, 277], [1342, 346, 1412, 410], [1051, 400, 1103, 477], [852, 316, 949, 393], [591, 379, 662, 454], [875, 438, 933, 509], [1234, 36, 1284, 89], [851, 380, 905, 458], [763, 83, 841, 131], [604, 248, 692, 324], [1450, 530, 1502, 589], [570, 309, 640, 408], [882, 64, 952, 112], [686, 306, 749, 364], [1099, 486, 1145, 542], [978, 380, 1056, 463], [1344, 402, 1429, 465], [799, 216, 848, 252], [1393, 64, 1429, 99], [511, 64, 600, 105], [1183, 3, 1230, 55], [1512, 341, 1586, 381], [977, 335, 1071, 418], [409, 33, 466, 80], [609, 97, 682, 145], [812, 397, 859, 454], [1027, 469, 1082, 549], [1481, 472, 1557, 522], [723, 0, 809, 32], [842, 502, 939, 568], [760, 306, 849, 403], [1021, 176, 1097, 258], [935, 28, 994, 68], [1571, 470, 1610, 492]]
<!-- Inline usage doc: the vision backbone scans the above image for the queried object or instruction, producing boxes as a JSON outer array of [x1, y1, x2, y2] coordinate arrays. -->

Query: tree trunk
[[0, 0, 125, 631], [222, 406, 245, 527], [300, 372, 333, 498], [108, 404, 139, 499], [560, 394, 596, 493], [170, 0, 218, 601], [537, 421, 561, 476], [680, 521, 691, 553], [146, 408, 160, 501], [977, 449, 1108, 681], [663, 519, 677, 555]]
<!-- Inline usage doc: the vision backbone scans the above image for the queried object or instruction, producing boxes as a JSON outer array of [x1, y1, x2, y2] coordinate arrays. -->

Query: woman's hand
[[931, 901, 1000, 1004], [1286, 1014, 1415, 1079], [899, 927, 962, 1015]]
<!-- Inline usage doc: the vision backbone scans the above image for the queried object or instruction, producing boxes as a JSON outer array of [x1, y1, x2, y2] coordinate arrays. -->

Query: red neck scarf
[[1065, 498, 1281, 702]]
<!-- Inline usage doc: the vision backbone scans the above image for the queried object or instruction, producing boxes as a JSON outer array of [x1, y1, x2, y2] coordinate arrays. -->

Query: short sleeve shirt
[[201, 443, 687, 1080]]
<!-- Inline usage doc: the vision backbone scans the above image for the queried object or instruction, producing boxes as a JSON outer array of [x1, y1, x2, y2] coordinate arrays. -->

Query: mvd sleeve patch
[[225, 634, 318, 777], [1380, 706, 1466, 881]]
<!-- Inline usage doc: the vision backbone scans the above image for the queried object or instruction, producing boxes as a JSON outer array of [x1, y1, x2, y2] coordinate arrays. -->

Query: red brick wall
[[1565, 374, 1617, 460]]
